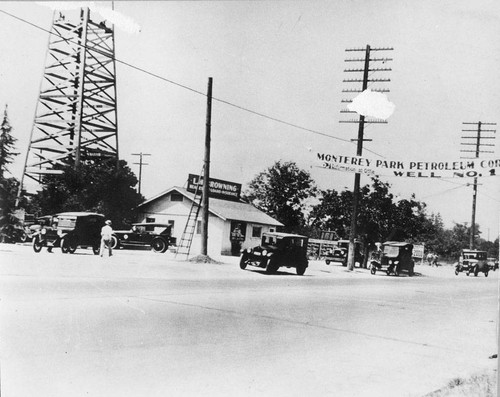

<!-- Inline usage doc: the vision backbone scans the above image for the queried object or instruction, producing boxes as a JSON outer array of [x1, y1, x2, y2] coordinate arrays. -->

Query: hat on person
[[105, 220, 112, 225]]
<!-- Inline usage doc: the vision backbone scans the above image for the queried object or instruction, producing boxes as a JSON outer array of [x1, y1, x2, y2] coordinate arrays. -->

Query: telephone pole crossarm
[[460, 121, 496, 249], [340, 44, 393, 271], [131, 152, 151, 195]]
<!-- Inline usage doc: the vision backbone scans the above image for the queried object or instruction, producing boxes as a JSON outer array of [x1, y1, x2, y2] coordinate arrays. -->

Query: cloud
[[37, 2, 141, 34], [347, 89, 395, 120]]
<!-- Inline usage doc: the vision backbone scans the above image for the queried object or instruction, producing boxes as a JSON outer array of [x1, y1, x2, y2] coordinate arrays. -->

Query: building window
[[171, 193, 183, 202], [196, 220, 202, 234], [269, 228, 275, 233], [252, 226, 262, 238], [146, 217, 155, 232]]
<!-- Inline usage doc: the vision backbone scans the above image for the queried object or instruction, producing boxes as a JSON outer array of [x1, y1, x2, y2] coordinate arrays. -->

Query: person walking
[[100, 220, 113, 257]]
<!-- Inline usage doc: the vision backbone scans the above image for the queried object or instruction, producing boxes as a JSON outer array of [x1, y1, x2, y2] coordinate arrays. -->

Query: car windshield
[[463, 252, 486, 260], [57, 217, 76, 229], [262, 234, 279, 246], [383, 245, 400, 258]]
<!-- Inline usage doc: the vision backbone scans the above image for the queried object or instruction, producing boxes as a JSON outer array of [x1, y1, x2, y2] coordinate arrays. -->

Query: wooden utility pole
[[132, 152, 151, 195], [201, 78, 213, 256], [341, 45, 393, 271], [461, 121, 496, 249]]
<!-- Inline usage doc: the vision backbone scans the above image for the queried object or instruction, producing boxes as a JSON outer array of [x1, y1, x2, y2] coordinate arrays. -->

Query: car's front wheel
[[296, 265, 306, 276], [239, 255, 248, 270], [370, 265, 376, 275], [110, 235, 119, 250], [63, 238, 77, 254], [18, 232, 28, 243], [265, 258, 279, 274], [33, 236, 43, 253], [151, 238, 167, 253]]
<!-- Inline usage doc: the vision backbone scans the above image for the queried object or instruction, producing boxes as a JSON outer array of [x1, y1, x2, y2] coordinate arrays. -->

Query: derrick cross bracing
[[21, 7, 119, 186]]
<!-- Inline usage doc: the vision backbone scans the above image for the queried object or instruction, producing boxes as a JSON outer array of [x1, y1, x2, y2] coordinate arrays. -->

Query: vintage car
[[31, 215, 61, 252], [369, 241, 415, 276], [239, 232, 309, 275], [111, 222, 176, 253], [455, 249, 489, 277], [32, 212, 104, 254], [325, 240, 364, 266], [487, 257, 498, 271]]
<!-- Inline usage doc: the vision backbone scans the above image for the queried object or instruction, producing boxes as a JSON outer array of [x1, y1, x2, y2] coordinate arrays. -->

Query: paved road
[[0, 244, 497, 397]]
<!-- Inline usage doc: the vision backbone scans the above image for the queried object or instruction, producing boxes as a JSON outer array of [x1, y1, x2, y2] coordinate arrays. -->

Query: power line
[[0, 8, 385, 157]]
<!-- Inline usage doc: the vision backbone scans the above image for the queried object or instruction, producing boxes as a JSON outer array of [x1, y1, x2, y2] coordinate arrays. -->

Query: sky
[[0, 0, 499, 241]]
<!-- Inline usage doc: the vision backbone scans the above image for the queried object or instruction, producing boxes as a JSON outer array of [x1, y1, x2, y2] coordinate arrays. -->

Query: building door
[[230, 221, 246, 256]]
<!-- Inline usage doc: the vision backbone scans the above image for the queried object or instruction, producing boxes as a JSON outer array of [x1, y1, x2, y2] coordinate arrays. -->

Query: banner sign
[[412, 244, 425, 259], [316, 152, 500, 178], [187, 174, 242, 201]]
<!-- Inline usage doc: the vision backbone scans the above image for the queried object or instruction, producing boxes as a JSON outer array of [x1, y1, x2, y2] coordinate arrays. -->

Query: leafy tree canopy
[[31, 159, 144, 229], [243, 160, 316, 234]]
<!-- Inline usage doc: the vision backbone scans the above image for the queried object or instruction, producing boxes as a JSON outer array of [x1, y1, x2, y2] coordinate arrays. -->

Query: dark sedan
[[111, 223, 176, 253]]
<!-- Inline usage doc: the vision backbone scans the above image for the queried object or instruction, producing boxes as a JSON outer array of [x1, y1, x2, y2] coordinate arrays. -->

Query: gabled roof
[[137, 186, 283, 227]]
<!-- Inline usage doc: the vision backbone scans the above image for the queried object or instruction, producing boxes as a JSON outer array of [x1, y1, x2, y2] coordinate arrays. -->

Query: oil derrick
[[20, 7, 118, 190]]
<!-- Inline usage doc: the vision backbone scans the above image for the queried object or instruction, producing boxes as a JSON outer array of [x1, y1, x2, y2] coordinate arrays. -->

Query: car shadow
[[249, 269, 311, 277]]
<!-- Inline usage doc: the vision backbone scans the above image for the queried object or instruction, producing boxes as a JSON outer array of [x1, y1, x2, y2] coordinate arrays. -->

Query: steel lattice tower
[[20, 7, 119, 188]]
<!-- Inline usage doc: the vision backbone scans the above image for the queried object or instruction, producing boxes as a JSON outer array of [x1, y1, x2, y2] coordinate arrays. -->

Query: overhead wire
[[0, 8, 385, 157], [1, 7, 497, 206]]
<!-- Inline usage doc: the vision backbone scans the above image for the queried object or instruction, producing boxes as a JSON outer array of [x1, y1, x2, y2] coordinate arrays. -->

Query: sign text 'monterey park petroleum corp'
[[315, 152, 500, 178], [187, 174, 242, 201]]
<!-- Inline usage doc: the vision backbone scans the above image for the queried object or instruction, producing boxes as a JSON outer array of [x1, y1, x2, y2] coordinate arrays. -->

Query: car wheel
[[265, 258, 279, 274], [110, 235, 119, 250], [325, 260, 331, 265], [239, 255, 248, 270], [19, 232, 28, 243], [485, 271, 489, 277], [152, 238, 167, 253], [370, 265, 376, 275], [61, 239, 68, 254], [33, 237, 43, 253], [474, 266, 479, 277], [455, 269, 459, 276], [296, 265, 306, 276], [393, 266, 399, 276], [67, 239, 77, 254]]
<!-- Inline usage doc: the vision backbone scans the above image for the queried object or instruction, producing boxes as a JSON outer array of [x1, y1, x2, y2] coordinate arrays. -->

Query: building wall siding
[[137, 190, 280, 257]]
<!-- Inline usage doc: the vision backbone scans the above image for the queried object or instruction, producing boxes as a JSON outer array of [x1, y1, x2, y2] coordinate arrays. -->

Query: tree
[[244, 161, 316, 234], [32, 159, 144, 228], [310, 177, 439, 266], [0, 105, 21, 242], [308, 189, 352, 239]]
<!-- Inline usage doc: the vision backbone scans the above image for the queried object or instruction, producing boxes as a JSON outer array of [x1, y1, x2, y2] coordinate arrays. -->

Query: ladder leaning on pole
[[175, 168, 204, 259]]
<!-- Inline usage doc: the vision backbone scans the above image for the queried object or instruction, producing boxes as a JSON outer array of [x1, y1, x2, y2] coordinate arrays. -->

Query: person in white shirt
[[100, 220, 113, 257]]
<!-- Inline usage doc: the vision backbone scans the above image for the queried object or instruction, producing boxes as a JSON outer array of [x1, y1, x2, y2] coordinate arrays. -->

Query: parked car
[[325, 239, 364, 266], [111, 223, 176, 253], [32, 212, 104, 254], [239, 232, 309, 275], [455, 249, 489, 277], [487, 257, 498, 271], [31, 215, 61, 252], [369, 241, 415, 276]]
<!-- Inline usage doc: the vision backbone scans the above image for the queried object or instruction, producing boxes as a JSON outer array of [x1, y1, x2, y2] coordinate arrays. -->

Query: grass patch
[[423, 370, 497, 396]]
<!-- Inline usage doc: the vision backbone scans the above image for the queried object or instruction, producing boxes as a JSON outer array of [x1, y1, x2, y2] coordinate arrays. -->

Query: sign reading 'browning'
[[187, 174, 241, 201]]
